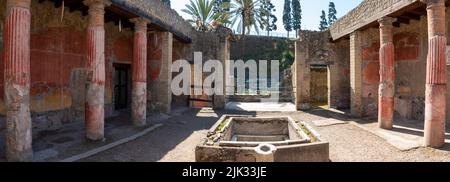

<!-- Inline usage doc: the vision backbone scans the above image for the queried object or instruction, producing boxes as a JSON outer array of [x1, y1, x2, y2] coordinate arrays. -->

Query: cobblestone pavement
[[81, 108, 450, 162]]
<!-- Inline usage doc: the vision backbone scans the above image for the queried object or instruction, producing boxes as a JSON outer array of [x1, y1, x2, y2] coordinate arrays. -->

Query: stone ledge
[[330, 0, 418, 40]]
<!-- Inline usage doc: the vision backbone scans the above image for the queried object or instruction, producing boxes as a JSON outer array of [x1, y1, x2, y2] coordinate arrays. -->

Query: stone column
[[84, 0, 110, 141], [350, 31, 363, 117], [423, 0, 447, 148], [378, 17, 396, 129], [153, 32, 173, 114], [3, 0, 33, 162], [294, 40, 311, 110], [130, 18, 150, 126]]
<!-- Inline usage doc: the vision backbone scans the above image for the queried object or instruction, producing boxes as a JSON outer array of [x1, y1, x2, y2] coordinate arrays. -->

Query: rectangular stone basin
[[195, 115, 329, 162]]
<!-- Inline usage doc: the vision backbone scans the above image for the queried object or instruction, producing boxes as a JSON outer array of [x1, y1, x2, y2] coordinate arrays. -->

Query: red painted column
[[130, 18, 150, 127], [423, 0, 447, 148], [83, 0, 110, 141], [3, 0, 33, 162], [378, 17, 396, 129]]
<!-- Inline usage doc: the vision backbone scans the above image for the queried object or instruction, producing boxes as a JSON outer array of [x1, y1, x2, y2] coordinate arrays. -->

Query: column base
[[132, 82, 147, 127], [85, 83, 105, 141], [5, 107, 33, 162], [424, 84, 446, 148], [6, 149, 33, 162], [378, 96, 394, 129]]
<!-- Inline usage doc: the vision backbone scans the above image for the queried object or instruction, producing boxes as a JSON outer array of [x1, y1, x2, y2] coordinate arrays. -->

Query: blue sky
[[171, 0, 364, 33]]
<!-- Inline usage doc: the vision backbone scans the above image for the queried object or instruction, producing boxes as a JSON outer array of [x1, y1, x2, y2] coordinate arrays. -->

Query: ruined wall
[[189, 31, 221, 108], [230, 35, 294, 62], [148, 31, 164, 112], [294, 31, 336, 109], [337, 10, 450, 123], [356, 21, 424, 119], [349, 15, 432, 121], [147, 31, 176, 113], [0, 1, 134, 131], [171, 39, 191, 108], [0, 1, 3, 132], [392, 17, 425, 121], [329, 39, 350, 109], [360, 28, 380, 117], [147, 31, 192, 111]]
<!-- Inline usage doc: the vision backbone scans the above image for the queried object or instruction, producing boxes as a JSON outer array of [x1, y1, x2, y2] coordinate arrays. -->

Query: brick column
[[3, 0, 33, 162], [350, 31, 363, 117], [83, 0, 110, 141], [423, 0, 447, 148], [294, 40, 311, 110], [327, 43, 339, 109], [131, 18, 150, 126], [378, 17, 396, 129]]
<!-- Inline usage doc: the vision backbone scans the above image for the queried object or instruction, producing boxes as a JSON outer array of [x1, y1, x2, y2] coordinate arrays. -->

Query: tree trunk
[[242, 12, 246, 36]]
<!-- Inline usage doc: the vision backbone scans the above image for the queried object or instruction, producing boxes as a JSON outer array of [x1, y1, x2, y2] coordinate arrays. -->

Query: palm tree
[[222, 0, 265, 36], [182, 0, 217, 31]]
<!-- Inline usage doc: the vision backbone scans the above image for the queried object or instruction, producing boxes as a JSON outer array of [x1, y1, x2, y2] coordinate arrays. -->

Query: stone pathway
[[79, 108, 450, 162]]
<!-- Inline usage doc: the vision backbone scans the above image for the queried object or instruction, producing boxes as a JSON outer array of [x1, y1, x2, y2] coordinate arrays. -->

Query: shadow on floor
[[0, 108, 191, 162], [75, 107, 263, 161], [302, 108, 450, 151]]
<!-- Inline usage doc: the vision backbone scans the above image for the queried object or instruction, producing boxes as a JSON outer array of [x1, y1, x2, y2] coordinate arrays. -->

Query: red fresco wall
[[0, 27, 86, 113], [359, 32, 420, 117], [394, 33, 419, 61], [147, 32, 163, 82], [362, 41, 380, 116], [0, 26, 134, 114]]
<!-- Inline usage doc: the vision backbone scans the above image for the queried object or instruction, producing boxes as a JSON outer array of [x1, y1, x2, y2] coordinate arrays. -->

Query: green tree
[[319, 10, 328, 31], [291, 0, 302, 38], [213, 0, 230, 13], [222, 0, 266, 35], [162, 0, 171, 7], [182, 0, 216, 31], [260, 0, 277, 36], [283, 0, 292, 38], [212, 0, 231, 27], [328, 1, 337, 25]]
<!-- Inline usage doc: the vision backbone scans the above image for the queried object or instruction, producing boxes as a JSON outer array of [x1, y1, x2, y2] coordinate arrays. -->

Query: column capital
[[83, 0, 112, 7], [379, 17, 396, 44], [422, 0, 446, 37], [6, 0, 31, 9], [420, 0, 445, 6], [130, 17, 151, 32], [378, 17, 396, 27], [84, 0, 111, 27]]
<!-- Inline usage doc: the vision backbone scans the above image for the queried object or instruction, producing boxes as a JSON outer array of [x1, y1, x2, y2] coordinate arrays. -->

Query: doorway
[[310, 65, 328, 108], [114, 64, 130, 110]]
